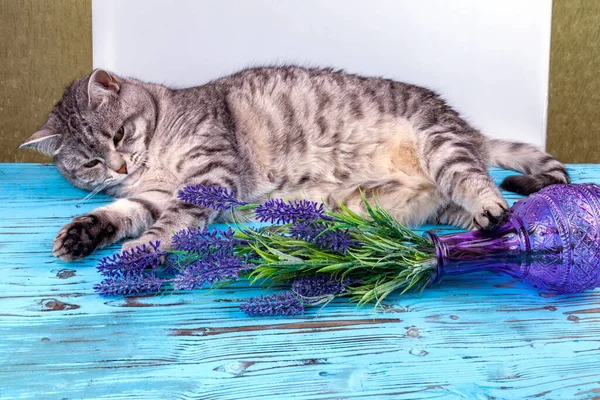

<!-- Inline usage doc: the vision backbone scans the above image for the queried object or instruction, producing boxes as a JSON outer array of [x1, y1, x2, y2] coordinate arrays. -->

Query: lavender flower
[[171, 227, 241, 257], [177, 184, 247, 211], [289, 222, 358, 254], [255, 198, 330, 224], [291, 275, 349, 300], [94, 273, 166, 296], [97, 241, 165, 277], [240, 292, 304, 316], [172, 255, 253, 290], [288, 221, 321, 242]]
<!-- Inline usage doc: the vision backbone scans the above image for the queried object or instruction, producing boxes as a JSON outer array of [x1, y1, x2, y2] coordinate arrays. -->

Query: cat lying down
[[20, 66, 568, 261]]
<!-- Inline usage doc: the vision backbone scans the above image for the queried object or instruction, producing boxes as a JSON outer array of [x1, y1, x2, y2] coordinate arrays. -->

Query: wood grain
[[1, 164, 599, 399], [548, 0, 600, 163], [0, 0, 92, 163]]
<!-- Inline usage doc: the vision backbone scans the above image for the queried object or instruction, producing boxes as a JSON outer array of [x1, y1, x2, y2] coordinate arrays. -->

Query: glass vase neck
[[426, 217, 530, 284]]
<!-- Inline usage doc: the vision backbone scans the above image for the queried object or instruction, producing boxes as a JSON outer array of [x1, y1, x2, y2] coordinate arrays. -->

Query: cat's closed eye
[[113, 126, 125, 147], [84, 159, 101, 168]]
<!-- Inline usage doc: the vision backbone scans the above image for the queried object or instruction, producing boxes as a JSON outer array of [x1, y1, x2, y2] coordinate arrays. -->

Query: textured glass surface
[[428, 184, 600, 293]]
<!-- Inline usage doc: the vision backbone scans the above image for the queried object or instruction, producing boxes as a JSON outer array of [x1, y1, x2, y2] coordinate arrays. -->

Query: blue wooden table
[[1, 164, 600, 400]]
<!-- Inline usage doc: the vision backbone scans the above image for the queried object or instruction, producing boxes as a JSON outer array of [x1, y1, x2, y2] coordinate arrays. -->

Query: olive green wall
[[547, 0, 600, 163], [0, 0, 92, 163], [0, 0, 598, 163]]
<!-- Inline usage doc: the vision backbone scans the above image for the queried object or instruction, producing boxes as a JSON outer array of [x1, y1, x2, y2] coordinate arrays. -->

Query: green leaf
[[315, 262, 356, 273]]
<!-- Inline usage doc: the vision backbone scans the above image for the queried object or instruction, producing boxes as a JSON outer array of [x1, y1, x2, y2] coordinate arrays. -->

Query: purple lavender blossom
[[255, 198, 329, 224], [177, 184, 247, 211], [240, 292, 305, 316], [291, 275, 349, 300], [171, 227, 241, 257], [172, 255, 253, 291], [94, 273, 166, 296], [289, 222, 358, 254], [288, 221, 321, 242], [97, 241, 165, 277]]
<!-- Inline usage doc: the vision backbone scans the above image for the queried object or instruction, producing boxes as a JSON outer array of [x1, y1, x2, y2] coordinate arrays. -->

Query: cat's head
[[19, 69, 157, 191]]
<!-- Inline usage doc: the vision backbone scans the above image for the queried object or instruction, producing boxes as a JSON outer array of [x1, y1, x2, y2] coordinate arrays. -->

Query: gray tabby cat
[[20, 66, 569, 261]]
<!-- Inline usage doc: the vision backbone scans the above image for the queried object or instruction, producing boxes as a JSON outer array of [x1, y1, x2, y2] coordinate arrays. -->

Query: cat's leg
[[120, 194, 215, 253], [315, 180, 475, 230], [434, 203, 475, 229], [421, 129, 509, 230], [311, 175, 443, 227], [53, 190, 170, 261], [121, 173, 242, 253]]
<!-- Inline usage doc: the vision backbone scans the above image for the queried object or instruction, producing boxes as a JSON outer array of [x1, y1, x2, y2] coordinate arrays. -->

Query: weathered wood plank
[[0, 164, 599, 399]]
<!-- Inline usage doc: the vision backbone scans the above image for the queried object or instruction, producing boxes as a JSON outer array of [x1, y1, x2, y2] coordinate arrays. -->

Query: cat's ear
[[87, 69, 120, 107], [19, 124, 61, 157]]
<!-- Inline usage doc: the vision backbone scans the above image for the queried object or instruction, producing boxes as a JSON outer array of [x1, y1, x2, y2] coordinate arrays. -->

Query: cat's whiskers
[[78, 180, 112, 205]]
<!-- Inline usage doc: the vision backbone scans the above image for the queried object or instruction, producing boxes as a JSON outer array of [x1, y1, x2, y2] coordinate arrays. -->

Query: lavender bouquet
[[94, 183, 600, 316], [95, 185, 437, 316]]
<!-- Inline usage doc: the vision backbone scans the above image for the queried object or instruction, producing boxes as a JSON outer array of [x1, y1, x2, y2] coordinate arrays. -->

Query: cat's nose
[[116, 163, 128, 174]]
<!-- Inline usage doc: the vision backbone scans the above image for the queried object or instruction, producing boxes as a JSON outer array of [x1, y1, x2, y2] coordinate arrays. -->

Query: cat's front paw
[[472, 199, 510, 231], [120, 239, 148, 255], [53, 214, 116, 261], [120, 237, 164, 255]]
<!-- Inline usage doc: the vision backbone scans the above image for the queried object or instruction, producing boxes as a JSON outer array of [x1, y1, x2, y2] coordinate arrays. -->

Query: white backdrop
[[93, 0, 552, 147]]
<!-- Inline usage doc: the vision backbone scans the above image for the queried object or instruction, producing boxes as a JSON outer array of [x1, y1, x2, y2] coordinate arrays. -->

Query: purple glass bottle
[[426, 184, 600, 293]]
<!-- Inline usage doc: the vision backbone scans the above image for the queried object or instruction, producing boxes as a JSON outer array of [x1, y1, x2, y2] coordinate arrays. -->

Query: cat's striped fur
[[20, 66, 569, 261]]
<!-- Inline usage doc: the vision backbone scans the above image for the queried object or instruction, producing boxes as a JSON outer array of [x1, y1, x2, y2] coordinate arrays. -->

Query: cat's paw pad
[[472, 200, 510, 231], [53, 215, 115, 261]]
